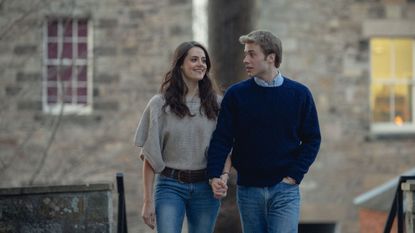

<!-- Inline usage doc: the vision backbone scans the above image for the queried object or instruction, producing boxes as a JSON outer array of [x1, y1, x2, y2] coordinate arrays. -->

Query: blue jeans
[[155, 175, 220, 233], [237, 181, 300, 233]]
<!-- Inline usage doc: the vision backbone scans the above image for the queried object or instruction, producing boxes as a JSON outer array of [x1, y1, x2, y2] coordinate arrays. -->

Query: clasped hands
[[210, 173, 229, 199]]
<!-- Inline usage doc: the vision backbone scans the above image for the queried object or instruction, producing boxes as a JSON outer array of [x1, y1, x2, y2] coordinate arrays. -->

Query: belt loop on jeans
[[177, 170, 184, 184], [169, 168, 175, 178]]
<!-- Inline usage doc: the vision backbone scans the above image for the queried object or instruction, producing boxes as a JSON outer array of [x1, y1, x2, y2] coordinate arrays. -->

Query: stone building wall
[[257, 0, 415, 232], [403, 181, 415, 233], [2, 0, 415, 233], [0, 0, 192, 232]]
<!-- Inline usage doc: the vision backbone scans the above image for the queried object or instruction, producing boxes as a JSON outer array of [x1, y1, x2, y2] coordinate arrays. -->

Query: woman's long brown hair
[[160, 41, 219, 120]]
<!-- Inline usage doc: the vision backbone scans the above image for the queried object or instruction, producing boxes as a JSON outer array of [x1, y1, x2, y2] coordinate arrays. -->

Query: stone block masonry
[[0, 183, 113, 233], [402, 181, 415, 233]]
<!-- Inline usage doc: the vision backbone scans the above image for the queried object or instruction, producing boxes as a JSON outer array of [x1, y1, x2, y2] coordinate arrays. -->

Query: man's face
[[243, 43, 274, 78]]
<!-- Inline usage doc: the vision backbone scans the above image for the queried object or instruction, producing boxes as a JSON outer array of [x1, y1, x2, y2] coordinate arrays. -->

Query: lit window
[[43, 18, 93, 114], [370, 38, 415, 134]]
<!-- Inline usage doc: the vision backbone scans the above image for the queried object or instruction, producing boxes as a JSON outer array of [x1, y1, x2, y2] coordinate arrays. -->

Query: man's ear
[[267, 53, 275, 63]]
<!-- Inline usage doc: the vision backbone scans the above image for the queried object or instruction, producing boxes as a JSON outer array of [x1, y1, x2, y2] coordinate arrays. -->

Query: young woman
[[134, 41, 230, 233]]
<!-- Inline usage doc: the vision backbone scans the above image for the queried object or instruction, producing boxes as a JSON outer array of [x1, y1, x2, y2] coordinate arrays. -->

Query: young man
[[207, 30, 321, 233]]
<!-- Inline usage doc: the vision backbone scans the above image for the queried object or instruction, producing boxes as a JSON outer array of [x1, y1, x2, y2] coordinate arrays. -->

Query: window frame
[[369, 38, 415, 135], [42, 17, 93, 115]]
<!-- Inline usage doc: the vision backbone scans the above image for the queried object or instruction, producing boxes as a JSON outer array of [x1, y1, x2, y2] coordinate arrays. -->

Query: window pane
[[78, 43, 87, 59], [47, 66, 57, 81], [48, 42, 58, 59], [77, 66, 87, 81], [63, 20, 73, 37], [60, 66, 72, 81], [47, 85, 58, 104], [394, 84, 412, 123], [77, 87, 88, 104], [63, 82, 73, 103], [63, 42, 72, 58], [395, 39, 412, 80], [372, 84, 392, 122], [411, 86, 414, 123], [371, 39, 392, 80], [47, 20, 58, 37], [78, 20, 88, 37]]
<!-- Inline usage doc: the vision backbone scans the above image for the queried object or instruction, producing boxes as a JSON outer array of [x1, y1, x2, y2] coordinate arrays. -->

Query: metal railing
[[117, 173, 128, 233], [384, 176, 415, 233]]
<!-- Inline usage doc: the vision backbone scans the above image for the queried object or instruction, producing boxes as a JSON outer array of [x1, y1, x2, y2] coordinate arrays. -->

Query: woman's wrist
[[221, 172, 229, 178], [220, 172, 229, 182]]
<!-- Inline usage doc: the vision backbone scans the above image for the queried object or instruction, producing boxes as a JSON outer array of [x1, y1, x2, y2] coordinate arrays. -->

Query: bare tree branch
[[0, 0, 38, 41], [27, 0, 79, 185], [0, 124, 36, 173], [0, 157, 6, 168], [29, 82, 65, 185], [50, 111, 128, 183]]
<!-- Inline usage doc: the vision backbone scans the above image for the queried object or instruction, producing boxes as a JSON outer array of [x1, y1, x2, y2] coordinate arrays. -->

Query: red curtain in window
[[46, 19, 88, 106]]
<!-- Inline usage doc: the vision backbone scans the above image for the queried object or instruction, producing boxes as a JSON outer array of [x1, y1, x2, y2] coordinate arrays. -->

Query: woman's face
[[180, 47, 207, 84]]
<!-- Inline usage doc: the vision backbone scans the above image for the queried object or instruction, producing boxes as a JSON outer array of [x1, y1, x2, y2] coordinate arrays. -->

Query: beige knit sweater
[[134, 94, 220, 173]]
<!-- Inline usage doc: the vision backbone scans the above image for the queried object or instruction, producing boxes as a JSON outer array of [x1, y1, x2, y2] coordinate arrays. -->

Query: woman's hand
[[141, 200, 156, 229], [210, 178, 228, 199], [141, 159, 156, 229]]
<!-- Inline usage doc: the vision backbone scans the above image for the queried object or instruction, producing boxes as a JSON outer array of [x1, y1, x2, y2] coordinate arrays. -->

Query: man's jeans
[[155, 175, 220, 233], [237, 181, 300, 233]]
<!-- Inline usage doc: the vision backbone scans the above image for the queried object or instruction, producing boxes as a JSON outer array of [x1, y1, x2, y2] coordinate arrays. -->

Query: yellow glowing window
[[370, 38, 414, 130]]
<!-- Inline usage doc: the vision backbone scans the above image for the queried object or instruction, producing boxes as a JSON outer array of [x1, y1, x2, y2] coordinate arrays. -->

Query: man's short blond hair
[[239, 30, 282, 68]]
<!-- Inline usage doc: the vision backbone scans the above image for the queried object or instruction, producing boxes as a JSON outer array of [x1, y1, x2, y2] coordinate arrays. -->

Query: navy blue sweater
[[207, 77, 321, 187]]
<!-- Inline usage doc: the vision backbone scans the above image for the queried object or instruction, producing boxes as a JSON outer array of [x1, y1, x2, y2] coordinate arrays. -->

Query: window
[[42, 18, 93, 114], [370, 38, 415, 134]]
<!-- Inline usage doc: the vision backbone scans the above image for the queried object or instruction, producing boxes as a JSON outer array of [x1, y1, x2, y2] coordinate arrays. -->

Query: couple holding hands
[[134, 30, 321, 233]]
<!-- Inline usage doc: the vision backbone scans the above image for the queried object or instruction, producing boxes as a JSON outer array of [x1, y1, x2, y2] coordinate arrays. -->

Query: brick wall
[[359, 209, 397, 233]]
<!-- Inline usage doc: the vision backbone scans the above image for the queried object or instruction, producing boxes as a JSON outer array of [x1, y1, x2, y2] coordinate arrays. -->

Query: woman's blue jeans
[[155, 175, 220, 233], [237, 181, 300, 233]]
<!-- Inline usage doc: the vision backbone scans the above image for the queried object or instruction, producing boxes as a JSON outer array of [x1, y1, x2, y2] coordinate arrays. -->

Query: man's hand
[[220, 172, 229, 184], [141, 200, 156, 229], [210, 178, 228, 199], [282, 176, 297, 185]]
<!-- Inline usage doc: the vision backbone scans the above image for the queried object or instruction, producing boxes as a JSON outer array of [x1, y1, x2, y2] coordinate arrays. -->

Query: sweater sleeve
[[207, 90, 235, 178], [134, 95, 166, 173], [287, 89, 321, 184]]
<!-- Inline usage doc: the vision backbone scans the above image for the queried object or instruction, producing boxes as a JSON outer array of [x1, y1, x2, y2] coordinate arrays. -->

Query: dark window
[[43, 18, 92, 114]]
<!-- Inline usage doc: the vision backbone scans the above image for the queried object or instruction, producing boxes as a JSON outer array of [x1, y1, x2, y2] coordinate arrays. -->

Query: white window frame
[[42, 17, 93, 115], [370, 38, 415, 135]]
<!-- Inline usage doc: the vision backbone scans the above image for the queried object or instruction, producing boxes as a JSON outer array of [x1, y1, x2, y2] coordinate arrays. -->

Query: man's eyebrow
[[244, 49, 255, 54]]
